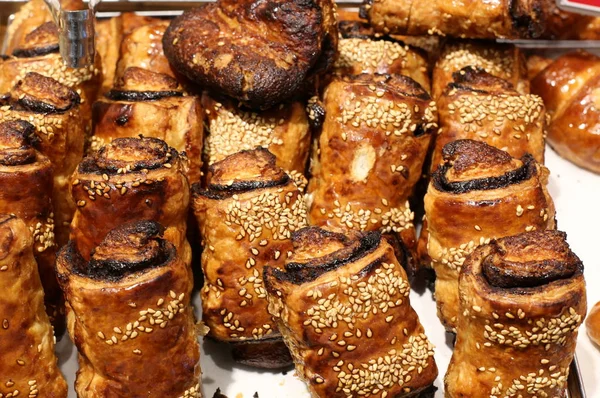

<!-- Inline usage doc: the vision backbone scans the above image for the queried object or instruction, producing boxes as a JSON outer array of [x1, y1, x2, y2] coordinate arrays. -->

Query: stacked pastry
[[307, 73, 437, 271], [92, 18, 203, 184], [192, 149, 308, 368], [0, 120, 64, 332], [0, 214, 67, 398], [446, 231, 586, 397], [423, 140, 556, 330], [57, 220, 201, 397], [264, 227, 438, 397], [0, 72, 85, 247], [1, 0, 101, 132]]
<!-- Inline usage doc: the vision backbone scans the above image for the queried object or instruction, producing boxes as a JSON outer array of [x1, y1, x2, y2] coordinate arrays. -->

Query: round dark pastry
[[163, 0, 338, 110]]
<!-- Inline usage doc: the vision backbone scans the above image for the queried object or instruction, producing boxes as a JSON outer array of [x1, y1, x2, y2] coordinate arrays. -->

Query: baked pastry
[[432, 66, 546, 169], [446, 230, 586, 398], [163, 0, 338, 110], [526, 54, 553, 81], [587, 301, 600, 347], [0, 214, 67, 398], [0, 120, 65, 333], [0, 20, 102, 133], [92, 67, 203, 184], [70, 137, 190, 268], [424, 140, 556, 330], [361, 0, 549, 39], [531, 51, 600, 174], [2, 0, 52, 55], [334, 20, 430, 91], [115, 20, 178, 82], [264, 227, 438, 397], [57, 220, 201, 397], [192, 148, 308, 368], [0, 72, 85, 246], [432, 40, 529, 99], [202, 93, 311, 177], [307, 74, 438, 267], [95, 17, 124, 94]]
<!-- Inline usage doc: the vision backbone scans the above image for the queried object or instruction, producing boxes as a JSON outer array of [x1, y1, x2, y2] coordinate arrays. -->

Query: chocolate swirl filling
[[432, 140, 536, 194], [2, 72, 81, 113], [0, 120, 39, 166], [12, 22, 60, 58], [193, 148, 291, 200], [264, 227, 381, 286], [482, 231, 582, 289], [78, 137, 176, 175], [65, 220, 173, 281]]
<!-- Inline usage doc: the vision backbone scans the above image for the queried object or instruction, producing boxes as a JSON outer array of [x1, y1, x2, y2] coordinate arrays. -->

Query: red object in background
[[558, 0, 600, 16]]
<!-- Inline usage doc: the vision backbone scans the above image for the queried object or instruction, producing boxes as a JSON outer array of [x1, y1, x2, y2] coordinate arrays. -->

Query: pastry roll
[[202, 93, 311, 177], [531, 51, 600, 174], [95, 17, 124, 95], [92, 67, 203, 184], [0, 72, 85, 246], [307, 74, 437, 263], [446, 230, 586, 398], [432, 66, 546, 169], [425, 139, 556, 330], [432, 41, 528, 99], [0, 21, 101, 131], [70, 136, 190, 266], [361, 0, 548, 39], [0, 214, 67, 398], [56, 220, 201, 397], [542, 2, 600, 40], [0, 120, 65, 332], [264, 227, 437, 397], [334, 20, 430, 91], [192, 148, 308, 368], [3, 0, 52, 55]]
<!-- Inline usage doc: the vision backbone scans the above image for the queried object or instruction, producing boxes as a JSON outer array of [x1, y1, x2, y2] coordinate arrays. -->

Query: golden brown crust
[[432, 40, 529, 99], [334, 21, 430, 91], [202, 93, 311, 176], [3, 0, 52, 55], [362, 0, 549, 39], [445, 230, 586, 398], [96, 17, 124, 94], [0, 214, 67, 398], [70, 137, 191, 270], [163, 0, 338, 110], [587, 301, 600, 347], [0, 20, 102, 135], [91, 90, 203, 184], [526, 54, 553, 81], [115, 20, 178, 82], [531, 51, 600, 174], [264, 227, 438, 397], [0, 73, 85, 247], [192, 148, 308, 368], [307, 74, 437, 264], [424, 140, 556, 330], [541, 2, 600, 39], [56, 220, 201, 397], [0, 120, 64, 332], [432, 66, 546, 170]]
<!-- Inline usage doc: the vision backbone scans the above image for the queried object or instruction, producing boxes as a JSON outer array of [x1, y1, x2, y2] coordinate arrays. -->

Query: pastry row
[[1, 1, 597, 397]]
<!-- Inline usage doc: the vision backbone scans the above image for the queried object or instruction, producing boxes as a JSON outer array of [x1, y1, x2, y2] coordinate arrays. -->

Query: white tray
[[54, 146, 600, 397]]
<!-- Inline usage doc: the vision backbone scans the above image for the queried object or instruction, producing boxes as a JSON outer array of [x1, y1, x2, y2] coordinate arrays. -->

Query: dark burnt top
[[432, 139, 535, 194], [193, 148, 290, 199], [78, 136, 176, 175], [448, 66, 516, 95], [6, 72, 81, 114], [264, 227, 381, 286], [12, 22, 59, 58], [482, 231, 582, 289], [0, 120, 39, 166], [106, 67, 184, 102], [341, 73, 431, 101], [67, 220, 174, 281]]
